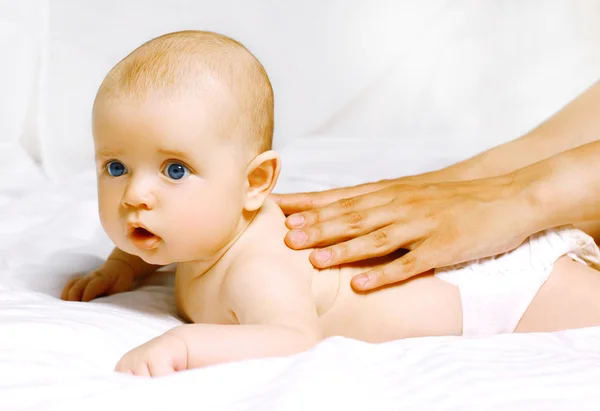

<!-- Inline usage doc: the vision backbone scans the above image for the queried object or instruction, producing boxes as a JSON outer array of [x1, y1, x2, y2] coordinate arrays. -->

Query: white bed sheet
[[2, 143, 600, 411]]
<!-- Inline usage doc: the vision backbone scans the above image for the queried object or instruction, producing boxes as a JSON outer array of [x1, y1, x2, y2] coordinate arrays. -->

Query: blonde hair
[[95, 30, 274, 153]]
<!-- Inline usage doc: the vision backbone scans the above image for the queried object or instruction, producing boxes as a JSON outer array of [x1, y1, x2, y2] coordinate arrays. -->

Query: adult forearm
[[515, 140, 600, 234], [271, 81, 600, 221], [432, 80, 600, 182]]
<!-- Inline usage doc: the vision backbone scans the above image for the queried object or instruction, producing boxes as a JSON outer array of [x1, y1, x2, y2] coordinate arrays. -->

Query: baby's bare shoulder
[[222, 250, 310, 298], [220, 250, 318, 327], [225, 250, 302, 285]]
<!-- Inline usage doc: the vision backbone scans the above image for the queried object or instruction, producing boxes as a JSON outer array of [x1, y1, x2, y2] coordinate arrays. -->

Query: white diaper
[[434, 226, 600, 337]]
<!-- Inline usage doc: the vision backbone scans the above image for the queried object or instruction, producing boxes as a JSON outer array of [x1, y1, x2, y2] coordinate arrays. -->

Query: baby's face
[[93, 95, 250, 265]]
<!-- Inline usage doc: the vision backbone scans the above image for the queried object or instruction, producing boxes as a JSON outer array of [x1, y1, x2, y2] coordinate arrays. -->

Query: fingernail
[[353, 274, 369, 289], [313, 249, 332, 264], [288, 230, 307, 245], [287, 214, 306, 228]]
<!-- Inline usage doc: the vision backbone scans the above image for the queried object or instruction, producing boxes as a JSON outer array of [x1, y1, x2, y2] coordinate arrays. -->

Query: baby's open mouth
[[129, 225, 161, 250], [133, 227, 154, 238]]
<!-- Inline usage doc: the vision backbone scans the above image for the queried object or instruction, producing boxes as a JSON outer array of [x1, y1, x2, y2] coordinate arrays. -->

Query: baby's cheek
[[97, 185, 118, 217], [178, 200, 239, 247], [97, 197, 122, 242], [184, 203, 226, 235], [98, 211, 119, 243]]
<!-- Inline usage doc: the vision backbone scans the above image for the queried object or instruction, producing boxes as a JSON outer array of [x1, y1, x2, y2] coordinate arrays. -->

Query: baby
[[62, 30, 600, 377]]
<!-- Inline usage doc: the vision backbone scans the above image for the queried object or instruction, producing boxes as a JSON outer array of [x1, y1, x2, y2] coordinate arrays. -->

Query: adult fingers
[[274, 181, 391, 218], [285, 187, 397, 234], [286, 204, 403, 249], [350, 244, 436, 291], [271, 191, 339, 216], [308, 222, 426, 268]]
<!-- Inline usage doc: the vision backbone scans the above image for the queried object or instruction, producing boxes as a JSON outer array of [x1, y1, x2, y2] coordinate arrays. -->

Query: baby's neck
[[178, 203, 274, 278]]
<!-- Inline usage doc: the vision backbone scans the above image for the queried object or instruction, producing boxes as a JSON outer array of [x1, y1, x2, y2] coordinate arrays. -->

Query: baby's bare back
[[175, 200, 463, 342], [318, 254, 463, 342]]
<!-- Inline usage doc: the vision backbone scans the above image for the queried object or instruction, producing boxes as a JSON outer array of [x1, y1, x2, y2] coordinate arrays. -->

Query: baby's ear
[[244, 150, 281, 212]]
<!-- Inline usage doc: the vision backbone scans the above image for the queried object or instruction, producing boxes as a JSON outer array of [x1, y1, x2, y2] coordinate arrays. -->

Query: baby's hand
[[61, 259, 135, 302], [115, 333, 188, 377]]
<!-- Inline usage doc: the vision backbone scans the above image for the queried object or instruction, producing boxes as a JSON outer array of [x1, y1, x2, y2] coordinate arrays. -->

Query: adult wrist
[[507, 165, 556, 236]]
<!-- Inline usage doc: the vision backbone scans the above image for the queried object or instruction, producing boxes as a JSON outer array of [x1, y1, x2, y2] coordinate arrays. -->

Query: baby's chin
[[138, 253, 174, 266], [130, 247, 211, 266], [115, 235, 229, 266], [117, 242, 175, 266]]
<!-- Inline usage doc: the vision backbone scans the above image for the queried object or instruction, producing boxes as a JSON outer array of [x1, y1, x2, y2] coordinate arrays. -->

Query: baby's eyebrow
[[158, 148, 192, 160], [96, 149, 124, 157]]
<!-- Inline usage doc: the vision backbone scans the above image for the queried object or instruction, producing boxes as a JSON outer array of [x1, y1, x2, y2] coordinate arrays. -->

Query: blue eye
[[106, 161, 127, 177], [164, 162, 190, 180]]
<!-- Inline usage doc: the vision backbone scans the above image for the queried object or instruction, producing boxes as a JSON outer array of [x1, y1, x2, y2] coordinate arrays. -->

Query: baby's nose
[[122, 179, 156, 210]]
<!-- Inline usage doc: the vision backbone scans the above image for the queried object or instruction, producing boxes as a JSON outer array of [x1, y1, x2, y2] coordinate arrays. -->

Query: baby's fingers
[[115, 357, 153, 378], [81, 276, 111, 302], [64, 277, 92, 301], [61, 278, 79, 301], [130, 363, 152, 378], [147, 361, 177, 378], [107, 272, 132, 295]]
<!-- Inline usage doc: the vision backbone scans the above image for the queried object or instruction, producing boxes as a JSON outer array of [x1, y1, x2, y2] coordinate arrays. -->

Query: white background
[[2, 0, 600, 184], [2, 2, 600, 410]]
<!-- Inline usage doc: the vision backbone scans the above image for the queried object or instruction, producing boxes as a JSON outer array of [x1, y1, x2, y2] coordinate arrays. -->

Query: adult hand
[[272, 179, 397, 216], [274, 174, 537, 292]]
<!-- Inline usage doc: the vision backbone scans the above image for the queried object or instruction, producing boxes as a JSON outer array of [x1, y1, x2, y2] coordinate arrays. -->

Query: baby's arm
[[174, 255, 320, 366], [115, 255, 321, 375], [62, 247, 163, 302]]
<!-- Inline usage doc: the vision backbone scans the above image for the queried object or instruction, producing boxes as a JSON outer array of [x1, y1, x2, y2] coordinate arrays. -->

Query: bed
[[3, 141, 600, 410], [3, 1, 600, 410]]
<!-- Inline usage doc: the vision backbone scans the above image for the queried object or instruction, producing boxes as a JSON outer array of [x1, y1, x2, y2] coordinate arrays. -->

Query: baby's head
[[92, 30, 279, 265]]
